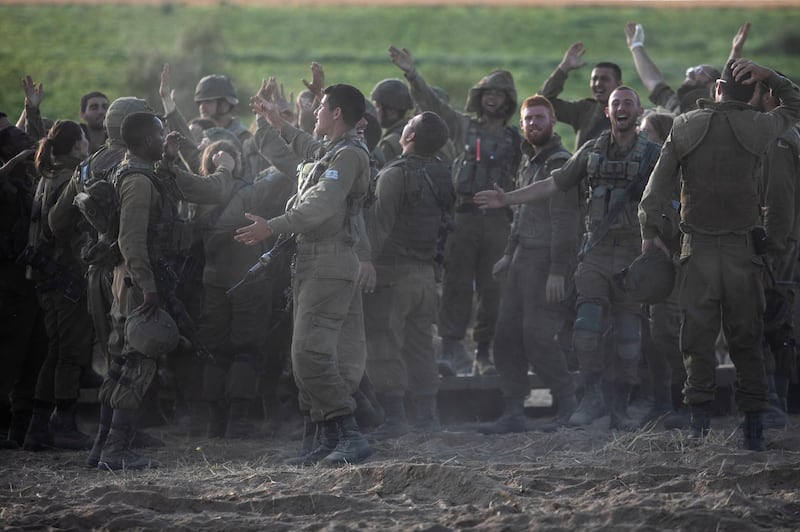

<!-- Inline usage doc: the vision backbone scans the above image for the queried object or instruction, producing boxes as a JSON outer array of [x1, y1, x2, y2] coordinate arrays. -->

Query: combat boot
[[22, 406, 54, 451], [568, 379, 606, 427], [87, 404, 113, 468], [606, 382, 639, 431], [743, 411, 766, 452], [478, 397, 526, 434], [97, 408, 157, 471], [285, 419, 339, 466], [50, 402, 93, 450], [408, 393, 441, 433], [472, 342, 497, 376], [687, 402, 712, 442], [368, 392, 410, 441], [540, 393, 579, 433], [321, 414, 373, 466]]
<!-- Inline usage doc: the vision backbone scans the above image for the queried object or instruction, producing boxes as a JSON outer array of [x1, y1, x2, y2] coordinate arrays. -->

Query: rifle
[[226, 234, 296, 297]]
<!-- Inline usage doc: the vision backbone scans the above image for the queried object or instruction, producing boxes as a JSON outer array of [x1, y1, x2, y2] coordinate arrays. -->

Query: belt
[[296, 239, 353, 254], [684, 232, 752, 247]]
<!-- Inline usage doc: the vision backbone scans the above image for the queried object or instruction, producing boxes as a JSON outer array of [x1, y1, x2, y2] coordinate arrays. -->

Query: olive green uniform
[[265, 123, 371, 423], [364, 155, 454, 396], [639, 71, 800, 413], [540, 68, 611, 151], [376, 119, 407, 167], [649, 82, 711, 116]]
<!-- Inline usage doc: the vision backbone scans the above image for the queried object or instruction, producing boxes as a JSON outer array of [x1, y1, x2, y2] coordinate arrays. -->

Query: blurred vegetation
[[1, 4, 798, 148]]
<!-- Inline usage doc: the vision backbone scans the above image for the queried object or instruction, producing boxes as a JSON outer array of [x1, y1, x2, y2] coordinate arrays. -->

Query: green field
[[2, 4, 799, 148]]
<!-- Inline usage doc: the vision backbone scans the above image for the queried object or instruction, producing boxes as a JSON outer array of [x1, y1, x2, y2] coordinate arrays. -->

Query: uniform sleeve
[[551, 144, 589, 192], [280, 122, 323, 162], [117, 173, 157, 293], [368, 165, 406, 259], [353, 211, 372, 261], [254, 117, 302, 179], [47, 171, 82, 239], [267, 146, 365, 236], [539, 68, 583, 130], [547, 157, 580, 276], [406, 71, 469, 151], [171, 165, 234, 205], [759, 72, 800, 140], [163, 107, 201, 172], [763, 137, 798, 258], [638, 137, 680, 240], [648, 82, 680, 115]]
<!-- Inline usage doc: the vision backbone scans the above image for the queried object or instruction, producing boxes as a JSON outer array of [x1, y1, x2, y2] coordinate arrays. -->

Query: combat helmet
[[370, 78, 413, 111], [465, 70, 517, 123], [194, 74, 239, 105], [125, 306, 180, 358], [618, 248, 676, 305], [104, 97, 155, 143]]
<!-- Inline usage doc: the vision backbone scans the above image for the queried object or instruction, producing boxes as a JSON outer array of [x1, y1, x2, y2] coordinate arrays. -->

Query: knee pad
[[614, 312, 642, 361], [573, 302, 605, 354]]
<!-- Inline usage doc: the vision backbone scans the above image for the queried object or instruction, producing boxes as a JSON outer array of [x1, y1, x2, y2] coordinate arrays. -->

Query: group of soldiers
[[1, 20, 799, 469]]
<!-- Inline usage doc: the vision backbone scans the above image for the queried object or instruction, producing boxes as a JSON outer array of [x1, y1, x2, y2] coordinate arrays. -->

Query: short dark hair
[[121, 111, 160, 150], [410, 111, 449, 157], [80, 91, 108, 113], [595, 62, 622, 82], [609, 85, 641, 107], [323, 84, 366, 128], [719, 59, 756, 103]]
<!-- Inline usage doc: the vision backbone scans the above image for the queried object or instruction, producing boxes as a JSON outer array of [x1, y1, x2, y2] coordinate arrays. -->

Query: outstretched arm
[[625, 22, 665, 93], [473, 178, 558, 209], [728, 21, 750, 61]]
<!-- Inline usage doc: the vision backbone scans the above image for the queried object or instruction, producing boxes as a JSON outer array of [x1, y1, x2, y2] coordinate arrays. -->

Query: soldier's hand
[[358, 261, 377, 293], [250, 93, 284, 128], [212, 150, 235, 172], [389, 46, 416, 77], [492, 254, 511, 280], [140, 292, 160, 321], [473, 184, 507, 209], [22, 75, 43, 108], [559, 42, 586, 72], [159, 63, 177, 116], [234, 213, 272, 246], [625, 22, 645, 50], [163, 131, 184, 159], [731, 58, 771, 84], [730, 21, 751, 59], [302, 62, 325, 99], [545, 273, 566, 304]]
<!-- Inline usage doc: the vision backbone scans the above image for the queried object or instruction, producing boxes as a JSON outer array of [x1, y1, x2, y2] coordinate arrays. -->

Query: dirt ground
[[2, 407, 800, 531]]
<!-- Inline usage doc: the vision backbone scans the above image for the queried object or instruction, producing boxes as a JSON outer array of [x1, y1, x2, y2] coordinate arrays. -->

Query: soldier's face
[[81, 96, 109, 131], [590, 67, 621, 104], [605, 89, 642, 134], [520, 105, 555, 147], [198, 99, 223, 120], [399, 114, 420, 150], [146, 118, 166, 161], [314, 95, 335, 138], [480, 89, 507, 118]]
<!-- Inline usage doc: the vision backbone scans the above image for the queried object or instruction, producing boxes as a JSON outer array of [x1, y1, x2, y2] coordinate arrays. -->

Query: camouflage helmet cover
[[194, 74, 239, 105], [465, 69, 518, 123], [370, 78, 413, 111], [104, 97, 155, 142], [125, 306, 180, 358], [619, 248, 676, 305]]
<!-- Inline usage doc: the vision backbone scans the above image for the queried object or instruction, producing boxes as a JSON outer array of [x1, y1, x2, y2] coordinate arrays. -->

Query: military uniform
[[493, 134, 579, 409], [404, 69, 520, 363], [265, 122, 370, 424], [649, 83, 711, 116], [375, 119, 407, 167], [363, 154, 454, 424], [639, 71, 800, 420], [552, 130, 660, 428], [540, 68, 611, 151]]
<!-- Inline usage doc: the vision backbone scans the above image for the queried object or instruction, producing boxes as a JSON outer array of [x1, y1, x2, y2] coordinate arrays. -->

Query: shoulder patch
[[323, 169, 339, 180]]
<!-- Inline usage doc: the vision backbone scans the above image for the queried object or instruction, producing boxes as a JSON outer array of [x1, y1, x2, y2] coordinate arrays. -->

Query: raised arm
[[624, 23, 666, 94]]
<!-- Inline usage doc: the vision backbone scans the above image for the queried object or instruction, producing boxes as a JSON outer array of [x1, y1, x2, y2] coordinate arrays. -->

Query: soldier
[[20, 120, 94, 451], [92, 111, 238, 470], [389, 45, 521, 377], [475, 86, 661, 431], [370, 78, 414, 167], [639, 59, 800, 451], [540, 42, 622, 151], [478, 95, 580, 435], [193, 74, 251, 144], [362, 111, 453, 440], [239, 83, 373, 466], [79, 91, 109, 154]]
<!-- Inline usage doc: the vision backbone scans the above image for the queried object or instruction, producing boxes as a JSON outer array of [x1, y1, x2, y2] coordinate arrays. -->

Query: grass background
[[2, 4, 799, 148]]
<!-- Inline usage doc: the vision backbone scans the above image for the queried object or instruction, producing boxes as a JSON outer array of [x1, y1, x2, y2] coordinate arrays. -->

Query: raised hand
[[559, 42, 587, 72], [159, 63, 177, 116], [302, 62, 325, 99], [389, 46, 416, 75], [22, 75, 43, 108]]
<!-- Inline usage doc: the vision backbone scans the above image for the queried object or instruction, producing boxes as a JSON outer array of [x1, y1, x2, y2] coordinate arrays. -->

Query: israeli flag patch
[[323, 169, 339, 180]]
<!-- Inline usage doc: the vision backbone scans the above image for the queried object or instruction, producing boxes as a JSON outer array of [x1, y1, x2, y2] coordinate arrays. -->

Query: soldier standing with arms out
[[540, 42, 622, 151], [639, 58, 800, 451], [478, 95, 580, 435], [238, 83, 373, 466], [389, 45, 521, 376], [475, 86, 661, 431], [363, 111, 454, 440], [370, 78, 414, 167]]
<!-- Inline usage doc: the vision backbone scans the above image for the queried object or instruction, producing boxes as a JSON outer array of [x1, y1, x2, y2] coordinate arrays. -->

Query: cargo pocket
[[303, 314, 343, 354]]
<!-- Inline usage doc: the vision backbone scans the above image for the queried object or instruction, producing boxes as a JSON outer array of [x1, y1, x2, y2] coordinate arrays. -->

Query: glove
[[629, 24, 645, 50]]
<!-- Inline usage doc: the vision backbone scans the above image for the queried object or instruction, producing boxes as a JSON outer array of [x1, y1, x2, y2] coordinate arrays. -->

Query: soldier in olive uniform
[[239, 84, 373, 466], [389, 45, 521, 376], [370, 78, 415, 167], [639, 59, 800, 451], [475, 86, 661, 431], [478, 95, 580, 435]]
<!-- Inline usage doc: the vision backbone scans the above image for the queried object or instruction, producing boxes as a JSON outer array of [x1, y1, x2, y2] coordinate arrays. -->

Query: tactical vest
[[294, 136, 369, 243], [382, 155, 454, 255], [453, 120, 521, 196], [674, 109, 764, 232], [584, 131, 656, 234]]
